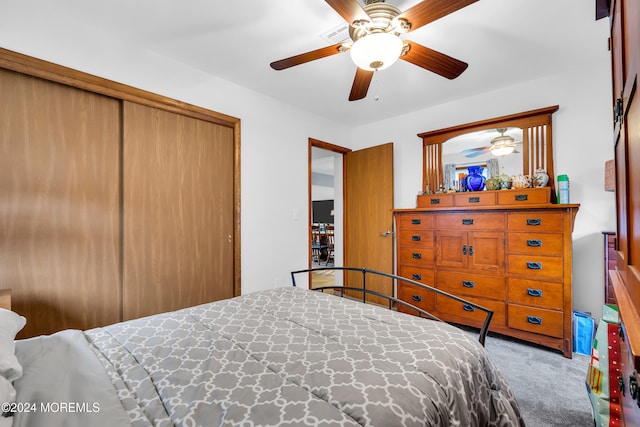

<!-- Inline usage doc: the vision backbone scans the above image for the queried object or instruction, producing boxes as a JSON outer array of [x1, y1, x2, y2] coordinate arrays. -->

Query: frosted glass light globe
[[350, 33, 403, 71]]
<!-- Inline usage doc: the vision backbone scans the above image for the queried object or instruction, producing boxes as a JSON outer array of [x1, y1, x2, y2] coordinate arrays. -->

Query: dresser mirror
[[419, 105, 559, 201], [442, 127, 524, 191]]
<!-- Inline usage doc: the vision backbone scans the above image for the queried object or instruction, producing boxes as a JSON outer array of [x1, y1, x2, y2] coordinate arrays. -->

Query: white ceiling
[[0, 0, 606, 126]]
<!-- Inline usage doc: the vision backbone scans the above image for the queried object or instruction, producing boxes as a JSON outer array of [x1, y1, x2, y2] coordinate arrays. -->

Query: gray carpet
[[482, 332, 594, 427]]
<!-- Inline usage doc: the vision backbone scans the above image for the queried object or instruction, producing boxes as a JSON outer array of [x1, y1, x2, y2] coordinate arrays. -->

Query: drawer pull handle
[[469, 196, 480, 203], [515, 194, 529, 201], [462, 280, 475, 288], [412, 274, 422, 280], [526, 218, 542, 226], [527, 240, 543, 247], [430, 199, 440, 205], [463, 303, 475, 312], [412, 295, 422, 302], [411, 219, 421, 225], [462, 245, 467, 255], [411, 235, 421, 241], [527, 262, 542, 270], [527, 288, 543, 297], [412, 253, 422, 260], [462, 219, 474, 225], [527, 316, 543, 325]]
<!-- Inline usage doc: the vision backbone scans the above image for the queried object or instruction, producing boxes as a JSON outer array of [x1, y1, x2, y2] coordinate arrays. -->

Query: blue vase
[[465, 166, 485, 191]]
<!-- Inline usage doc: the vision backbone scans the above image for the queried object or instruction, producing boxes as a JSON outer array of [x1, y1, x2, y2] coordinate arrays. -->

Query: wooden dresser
[[394, 187, 579, 358]]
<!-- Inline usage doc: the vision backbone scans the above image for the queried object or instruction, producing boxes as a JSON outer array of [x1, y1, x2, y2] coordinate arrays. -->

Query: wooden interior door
[[344, 143, 394, 304], [123, 101, 235, 320], [0, 69, 121, 337]]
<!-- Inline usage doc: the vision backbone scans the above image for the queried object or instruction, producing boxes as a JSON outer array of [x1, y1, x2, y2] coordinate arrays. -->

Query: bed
[[1, 269, 524, 426]]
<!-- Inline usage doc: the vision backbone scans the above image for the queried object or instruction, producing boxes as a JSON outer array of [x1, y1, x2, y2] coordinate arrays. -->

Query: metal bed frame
[[291, 266, 494, 346]]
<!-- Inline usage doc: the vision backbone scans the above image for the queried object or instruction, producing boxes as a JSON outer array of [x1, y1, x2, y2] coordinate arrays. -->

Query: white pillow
[[0, 375, 16, 405], [0, 376, 16, 427], [0, 308, 26, 381]]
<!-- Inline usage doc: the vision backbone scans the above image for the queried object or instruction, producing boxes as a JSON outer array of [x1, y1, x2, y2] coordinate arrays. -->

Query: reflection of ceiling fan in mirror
[[462, 128, 522, 158], [270, 0, 478, 101]]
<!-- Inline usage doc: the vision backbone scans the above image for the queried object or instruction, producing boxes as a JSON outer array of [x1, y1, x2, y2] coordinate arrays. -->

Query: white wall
[[349, 46, 615, 320]]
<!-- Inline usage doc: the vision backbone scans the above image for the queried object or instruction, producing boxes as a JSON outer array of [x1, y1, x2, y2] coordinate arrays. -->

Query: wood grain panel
[[0, 68, 121, 337], [345, 143, 394, 305], [123, 101, 234, 320], [507, 233, 563, 256]]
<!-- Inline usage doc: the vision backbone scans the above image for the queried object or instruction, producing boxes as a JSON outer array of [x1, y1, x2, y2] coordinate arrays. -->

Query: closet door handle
[[462, 245, 467, 255], [469, 245, 474, 256], [527, 316, 543, 325]]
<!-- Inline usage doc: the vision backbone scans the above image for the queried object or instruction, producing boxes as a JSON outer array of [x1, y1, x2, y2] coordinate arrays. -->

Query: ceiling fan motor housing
[[348, 2, 406, 42]]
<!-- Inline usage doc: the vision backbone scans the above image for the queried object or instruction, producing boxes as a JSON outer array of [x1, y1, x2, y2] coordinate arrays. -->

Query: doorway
[[308, 139, 395, 296], [309, 139, 350, 289]]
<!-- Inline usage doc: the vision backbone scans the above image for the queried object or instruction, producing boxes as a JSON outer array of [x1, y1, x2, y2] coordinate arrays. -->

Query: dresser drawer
[[417, 194, 454, 208], [436, 295, 505, 328], [437, 271, 505, 301], [398, 266, 435, 286], [508, 304, 563, 338], [398, 247, 435, 267], [398, 230, 434, 247], [453, 192, 496, 207], [396, 213, 434, 230], [507, 232, 563, 256], [507, 212, 563, 232], [508, 278, 563, 310], [397, 282, 436, 315], [435, 212, 506, 230], [507, 254, 563, 279], [497, 187, 550, 205]]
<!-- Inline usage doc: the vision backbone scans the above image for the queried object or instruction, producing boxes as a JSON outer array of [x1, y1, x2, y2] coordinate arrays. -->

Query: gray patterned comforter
[[15, 287, 524, 426]]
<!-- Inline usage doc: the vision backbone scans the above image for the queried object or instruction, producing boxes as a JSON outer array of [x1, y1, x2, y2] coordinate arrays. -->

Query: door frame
[[308, 138, 351, 279]]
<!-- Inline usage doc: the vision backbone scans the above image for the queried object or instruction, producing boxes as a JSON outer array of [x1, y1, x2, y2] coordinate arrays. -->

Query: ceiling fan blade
[[461, 147, 489, 154], [397, 0, 478, 33], [465, 150, 489, 159], [349, 68, 374, 101], [401, 41, 468, 79], [325, 0, 370, 25], [270, 43, 344, 70]]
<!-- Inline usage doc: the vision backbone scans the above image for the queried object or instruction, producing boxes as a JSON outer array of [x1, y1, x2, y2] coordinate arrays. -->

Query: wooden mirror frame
[[419, 105, 559, 202]]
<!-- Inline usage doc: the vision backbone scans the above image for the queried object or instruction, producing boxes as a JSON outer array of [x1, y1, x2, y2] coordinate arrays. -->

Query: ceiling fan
[[462, 128, 522, 158], [270, 0, 478, 101]]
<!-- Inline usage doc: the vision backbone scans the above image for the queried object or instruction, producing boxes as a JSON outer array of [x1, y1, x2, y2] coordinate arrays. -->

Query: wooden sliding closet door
[[122, 101, 234, 320], [0, 69, 121, 338]]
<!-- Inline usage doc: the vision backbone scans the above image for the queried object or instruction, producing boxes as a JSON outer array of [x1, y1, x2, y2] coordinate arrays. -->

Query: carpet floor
[[483, 332, 593, 427]]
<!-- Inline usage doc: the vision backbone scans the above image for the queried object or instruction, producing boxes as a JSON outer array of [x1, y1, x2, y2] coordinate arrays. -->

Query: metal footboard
[[290, 266, 493, 346]]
